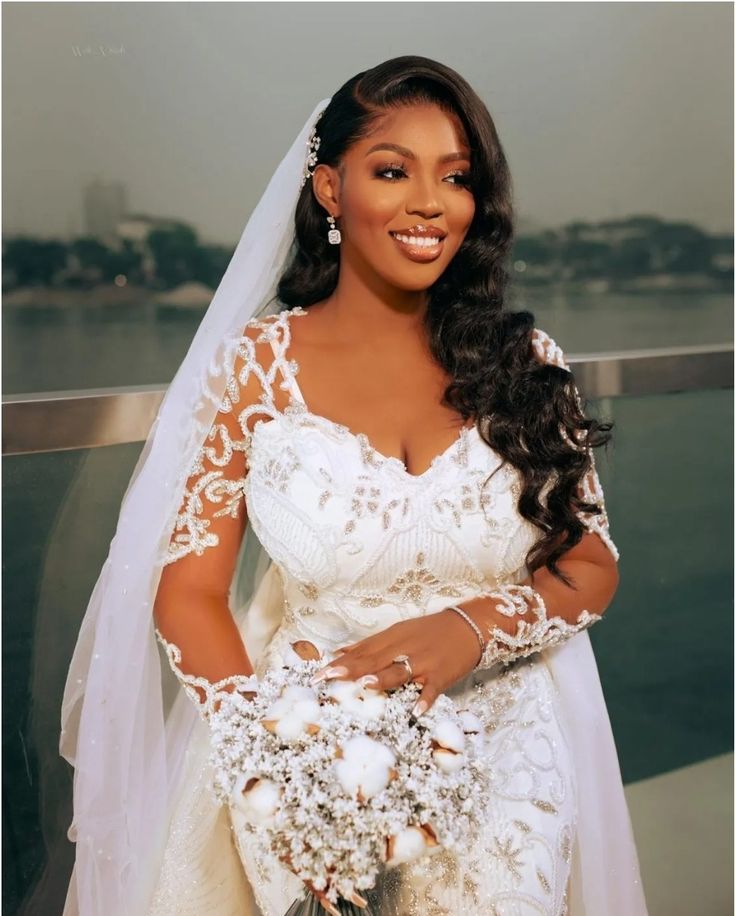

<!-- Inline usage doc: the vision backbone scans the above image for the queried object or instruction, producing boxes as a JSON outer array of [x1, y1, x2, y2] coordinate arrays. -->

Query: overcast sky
[[2, 2, 732, 244]]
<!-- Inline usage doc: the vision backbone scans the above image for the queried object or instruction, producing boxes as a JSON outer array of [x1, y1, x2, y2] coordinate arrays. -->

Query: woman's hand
[[309, 610, 483, 717]]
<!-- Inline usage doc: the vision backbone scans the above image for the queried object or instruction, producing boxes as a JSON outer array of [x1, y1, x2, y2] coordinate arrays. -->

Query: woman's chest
[[242, 410, 542, 594]]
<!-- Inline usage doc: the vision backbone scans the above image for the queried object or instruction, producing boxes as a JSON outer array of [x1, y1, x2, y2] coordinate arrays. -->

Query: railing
[[3, 344, 733, 456]]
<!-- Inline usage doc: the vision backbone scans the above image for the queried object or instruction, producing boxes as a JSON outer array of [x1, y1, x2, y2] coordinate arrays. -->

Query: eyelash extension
[[375, 163, 472, 187]]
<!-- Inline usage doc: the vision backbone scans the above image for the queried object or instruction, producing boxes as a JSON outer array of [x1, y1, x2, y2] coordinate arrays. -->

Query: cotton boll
[[231, 775, 281, 826], [431, 719, 466, 753], [261, 685, 322, 741], [432, 747, 466, 774], [384, 827, 429, 867], [324, 679, 387, 721], [335, 735, 396, 801]]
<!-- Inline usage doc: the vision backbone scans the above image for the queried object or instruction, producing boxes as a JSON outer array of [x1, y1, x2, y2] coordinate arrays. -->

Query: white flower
[[431, 718, 467, 773], [335, 734, 397, 802], [230, 774, 281, 826], [261, 684, 322, 741], [323, 678, 387, 721], [384, 823, 440, 867]]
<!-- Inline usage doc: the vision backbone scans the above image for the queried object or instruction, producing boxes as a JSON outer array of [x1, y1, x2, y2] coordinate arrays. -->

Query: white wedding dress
[[146, 306, 646, 916]]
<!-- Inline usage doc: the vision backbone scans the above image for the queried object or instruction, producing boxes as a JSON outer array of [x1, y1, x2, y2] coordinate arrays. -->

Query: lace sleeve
[[531, 327, 619, 562], [447, 328, 620, 671], [154, 318, 278, 719]]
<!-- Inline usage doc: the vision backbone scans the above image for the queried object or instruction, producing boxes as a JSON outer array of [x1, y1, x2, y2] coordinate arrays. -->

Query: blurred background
[[2, 3, 732, 914]]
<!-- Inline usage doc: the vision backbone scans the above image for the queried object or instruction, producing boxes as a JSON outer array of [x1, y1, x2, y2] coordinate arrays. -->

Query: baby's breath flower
[[206, 655, 490, 905]]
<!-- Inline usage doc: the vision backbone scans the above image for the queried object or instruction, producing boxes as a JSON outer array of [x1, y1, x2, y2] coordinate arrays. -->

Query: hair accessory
[[300, 111, 324, 189]]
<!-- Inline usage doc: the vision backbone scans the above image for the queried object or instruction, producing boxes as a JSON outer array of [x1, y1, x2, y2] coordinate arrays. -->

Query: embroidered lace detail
[[162, 307, 309, 566], [532, 327, 620, 562], [471, 583, 603, 671], [155, 628, 258, 721]]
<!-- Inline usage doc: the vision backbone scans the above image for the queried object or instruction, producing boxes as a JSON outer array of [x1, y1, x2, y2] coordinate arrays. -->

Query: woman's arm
[[153, 325, 267, 718], [442, 326, 620, 670], [447, 528, 619, 671]]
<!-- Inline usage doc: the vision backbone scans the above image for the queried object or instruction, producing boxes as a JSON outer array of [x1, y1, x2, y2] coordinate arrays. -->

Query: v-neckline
[[275, 307, 477, 481]]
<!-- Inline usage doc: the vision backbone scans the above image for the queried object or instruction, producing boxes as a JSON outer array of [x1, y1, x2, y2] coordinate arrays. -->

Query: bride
[[60, 55, 648, 915]]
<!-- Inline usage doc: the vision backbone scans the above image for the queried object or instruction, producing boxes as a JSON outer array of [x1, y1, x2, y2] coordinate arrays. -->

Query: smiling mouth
[[389, 232, 445, 261]]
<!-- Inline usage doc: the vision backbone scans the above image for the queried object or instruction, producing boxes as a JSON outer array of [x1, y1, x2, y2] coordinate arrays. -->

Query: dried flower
[[231, 774, 281, 826], [207, 653, 490, 908], [261, 684, 322, 741], [334, 735, 397, 802], [324, 678, 388, 721]]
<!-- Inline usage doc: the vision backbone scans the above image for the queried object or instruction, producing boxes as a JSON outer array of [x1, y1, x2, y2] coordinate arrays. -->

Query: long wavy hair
[[277, 55, 613, 587]]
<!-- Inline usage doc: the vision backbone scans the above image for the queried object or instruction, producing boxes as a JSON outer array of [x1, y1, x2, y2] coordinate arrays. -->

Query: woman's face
[[315, 104, 476, 292]]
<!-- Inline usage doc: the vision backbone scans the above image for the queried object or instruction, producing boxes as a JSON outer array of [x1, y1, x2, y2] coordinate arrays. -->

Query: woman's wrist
[[450, 583, 605, 671], [443, 605, 486, 666]]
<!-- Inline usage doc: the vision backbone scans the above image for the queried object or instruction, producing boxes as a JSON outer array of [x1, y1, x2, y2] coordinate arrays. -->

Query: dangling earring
[[326, 215, 341, 245]]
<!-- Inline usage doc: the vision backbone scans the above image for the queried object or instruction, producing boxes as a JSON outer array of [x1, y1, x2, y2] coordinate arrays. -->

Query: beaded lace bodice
[[162, 306, 616, 663], [149, 306, 622, 916]]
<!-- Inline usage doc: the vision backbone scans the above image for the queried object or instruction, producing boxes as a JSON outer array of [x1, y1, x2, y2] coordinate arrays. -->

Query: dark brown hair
[[277, 55, 613, 586]]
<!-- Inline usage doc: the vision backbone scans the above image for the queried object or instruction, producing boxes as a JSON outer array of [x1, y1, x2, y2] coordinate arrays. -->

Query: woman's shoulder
[[241, 306, 299, 335]]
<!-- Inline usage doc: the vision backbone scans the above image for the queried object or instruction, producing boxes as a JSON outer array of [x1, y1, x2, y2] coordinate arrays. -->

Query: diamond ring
[[392, 654, 414, 680]]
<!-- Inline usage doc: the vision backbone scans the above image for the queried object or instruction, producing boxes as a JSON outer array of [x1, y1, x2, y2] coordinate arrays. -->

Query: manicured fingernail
[[412, 699, 428, 717], [359, 675, 379, 687], [310, 666, 348, 684]]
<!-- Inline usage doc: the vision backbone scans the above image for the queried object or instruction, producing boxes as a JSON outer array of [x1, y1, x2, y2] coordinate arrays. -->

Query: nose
[[406, 173, 442, 220]]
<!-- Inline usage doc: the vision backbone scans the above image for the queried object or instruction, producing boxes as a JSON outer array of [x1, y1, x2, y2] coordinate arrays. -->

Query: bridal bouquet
[[207, 641, 489, 915]]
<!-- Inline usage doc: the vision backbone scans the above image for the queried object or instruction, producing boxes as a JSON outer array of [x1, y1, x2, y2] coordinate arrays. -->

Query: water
[[3, 289, 732, 395]]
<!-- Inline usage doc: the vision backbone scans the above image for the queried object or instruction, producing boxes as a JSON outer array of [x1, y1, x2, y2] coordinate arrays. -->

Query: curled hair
[[277, 54, 613, 587]]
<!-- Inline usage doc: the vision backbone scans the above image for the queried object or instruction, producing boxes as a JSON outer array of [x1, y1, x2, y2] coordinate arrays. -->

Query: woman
[[61, 56, 648, 915]]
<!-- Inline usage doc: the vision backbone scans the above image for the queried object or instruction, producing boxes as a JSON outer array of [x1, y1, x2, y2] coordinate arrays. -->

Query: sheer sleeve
[[531, 326, 619, 562], [451, 327, 620, 671], [153, 318, 277, 720]]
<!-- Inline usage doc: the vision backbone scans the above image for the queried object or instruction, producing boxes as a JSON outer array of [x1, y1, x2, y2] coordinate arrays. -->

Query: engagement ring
[[392, 654, 414, 680]]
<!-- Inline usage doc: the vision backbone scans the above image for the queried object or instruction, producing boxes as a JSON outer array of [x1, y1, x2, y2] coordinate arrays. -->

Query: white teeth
[[393, 233, 443, 248]]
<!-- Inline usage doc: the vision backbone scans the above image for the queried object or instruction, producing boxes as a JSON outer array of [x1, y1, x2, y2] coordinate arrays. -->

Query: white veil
[[59, 97, 332, 916], [59, 93, 647, 915]]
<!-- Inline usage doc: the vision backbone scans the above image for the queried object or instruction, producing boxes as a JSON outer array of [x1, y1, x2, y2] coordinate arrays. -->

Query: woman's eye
[[446, 171, 472, 187], [375, 165, 407, 181], [375, 165, 472, 188]]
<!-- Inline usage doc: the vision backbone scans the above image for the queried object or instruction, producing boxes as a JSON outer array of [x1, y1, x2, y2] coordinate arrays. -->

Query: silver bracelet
[[445, 604, 486, 664]]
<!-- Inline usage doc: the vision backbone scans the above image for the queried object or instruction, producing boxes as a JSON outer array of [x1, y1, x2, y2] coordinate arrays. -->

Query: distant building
[[83, 179, 127, 244]]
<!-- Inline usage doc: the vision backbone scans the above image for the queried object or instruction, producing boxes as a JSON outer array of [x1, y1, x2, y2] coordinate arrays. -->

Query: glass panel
[[3, 387, 732, 911], [586, 388, 733, 783], [3, 442, 144, 914]]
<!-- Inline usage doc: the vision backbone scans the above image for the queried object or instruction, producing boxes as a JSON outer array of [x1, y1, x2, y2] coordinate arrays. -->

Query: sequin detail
[[150, 309, 625, 914], [473, 583, 604, 670]]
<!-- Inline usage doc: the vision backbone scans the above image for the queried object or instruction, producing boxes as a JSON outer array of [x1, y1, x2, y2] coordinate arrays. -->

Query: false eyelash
[[375, 163, 472, 187]]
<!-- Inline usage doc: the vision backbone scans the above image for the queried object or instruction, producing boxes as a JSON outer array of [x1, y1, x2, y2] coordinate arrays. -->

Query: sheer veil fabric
[[59, 97, 647, 915]]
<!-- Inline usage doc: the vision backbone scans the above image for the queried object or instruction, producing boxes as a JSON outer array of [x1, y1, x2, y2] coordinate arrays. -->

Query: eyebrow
[[364, 142, 470, 163]]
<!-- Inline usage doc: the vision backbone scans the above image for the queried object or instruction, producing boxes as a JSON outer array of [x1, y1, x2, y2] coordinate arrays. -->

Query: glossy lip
[[390, 226, 447, 239], [389, 232, 445, 263]]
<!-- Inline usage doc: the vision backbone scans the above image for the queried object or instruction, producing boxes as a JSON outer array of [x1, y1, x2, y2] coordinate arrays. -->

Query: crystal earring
[[326, 215, 341, 245]]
